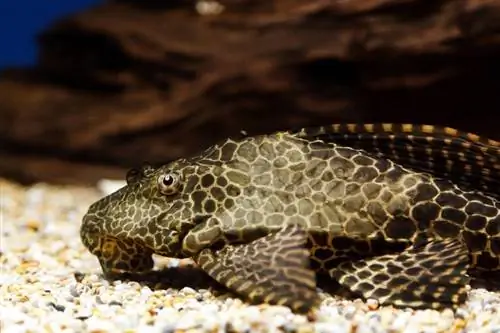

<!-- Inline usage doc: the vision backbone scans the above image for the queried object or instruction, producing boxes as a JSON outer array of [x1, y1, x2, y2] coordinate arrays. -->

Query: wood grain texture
[[1, 0, 500, 184]]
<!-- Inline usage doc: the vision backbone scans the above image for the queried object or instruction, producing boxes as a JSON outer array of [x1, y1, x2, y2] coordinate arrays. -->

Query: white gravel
[[1, 178, 499, 333]]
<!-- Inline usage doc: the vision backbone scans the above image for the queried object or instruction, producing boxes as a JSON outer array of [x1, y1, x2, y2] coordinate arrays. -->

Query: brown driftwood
[[1, 0, 500, 184]]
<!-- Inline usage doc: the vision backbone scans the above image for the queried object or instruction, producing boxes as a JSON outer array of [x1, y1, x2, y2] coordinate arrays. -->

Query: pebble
[[1, 178, 500, 333]]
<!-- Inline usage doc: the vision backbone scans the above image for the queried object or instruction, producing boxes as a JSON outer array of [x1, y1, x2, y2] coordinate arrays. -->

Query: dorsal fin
[[289, 123, 500, 199]]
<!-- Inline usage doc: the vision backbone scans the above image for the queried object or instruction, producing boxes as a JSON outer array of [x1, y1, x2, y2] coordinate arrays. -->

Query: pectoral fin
[[193, 224, 319, 314], [330, 239, 470, 310]]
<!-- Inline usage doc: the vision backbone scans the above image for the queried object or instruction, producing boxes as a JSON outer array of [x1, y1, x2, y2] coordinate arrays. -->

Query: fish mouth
[[80, 216, 155, 275], [96, 236, 155, 275]]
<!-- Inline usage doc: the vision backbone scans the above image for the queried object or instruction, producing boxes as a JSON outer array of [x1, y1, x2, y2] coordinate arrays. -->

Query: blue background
[[0, 0, 101, 69]]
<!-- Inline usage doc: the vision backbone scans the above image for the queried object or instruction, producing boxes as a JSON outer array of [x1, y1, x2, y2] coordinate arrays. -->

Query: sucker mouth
[[98, 254, 155, 276], [80, 216, 155, 275], [99, 236, 155, 273]]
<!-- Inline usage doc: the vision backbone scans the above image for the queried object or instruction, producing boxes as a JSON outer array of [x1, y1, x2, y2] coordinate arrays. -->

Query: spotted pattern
[[80, 124, 500, 311], [331, 238, 470, 309], [194, 223, 319, 313], [292, 123, 500, 199]]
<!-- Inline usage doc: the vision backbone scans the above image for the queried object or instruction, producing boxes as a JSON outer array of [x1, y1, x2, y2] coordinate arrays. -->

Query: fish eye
[[157, 172, 182, 195]]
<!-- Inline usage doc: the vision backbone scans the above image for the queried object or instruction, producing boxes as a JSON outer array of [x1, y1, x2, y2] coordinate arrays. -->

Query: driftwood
[[1, 0, 500, 184]]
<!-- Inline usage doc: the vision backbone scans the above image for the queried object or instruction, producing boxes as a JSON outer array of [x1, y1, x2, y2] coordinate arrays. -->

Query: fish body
[[81, 124, 500, 313]]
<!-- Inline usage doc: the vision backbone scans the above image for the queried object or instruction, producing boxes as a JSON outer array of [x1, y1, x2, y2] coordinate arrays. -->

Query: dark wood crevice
[[1, 0, 500, 184]]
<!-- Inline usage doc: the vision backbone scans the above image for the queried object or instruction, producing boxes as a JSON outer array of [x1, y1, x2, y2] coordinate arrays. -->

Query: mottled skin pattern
[[294, 123, 500, 200], [81, 124, 500, 313]]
